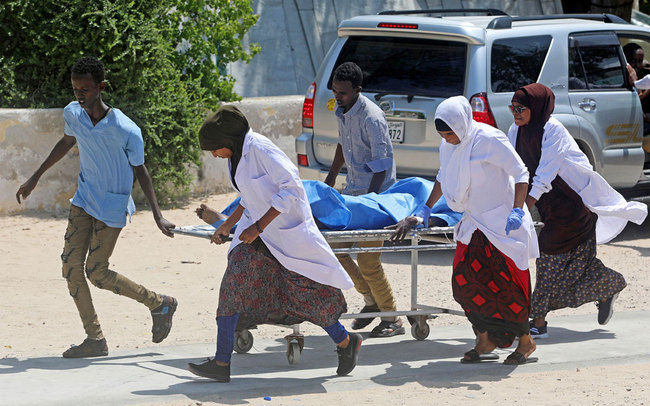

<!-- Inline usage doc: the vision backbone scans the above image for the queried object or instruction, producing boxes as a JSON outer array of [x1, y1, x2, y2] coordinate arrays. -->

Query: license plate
[[388, 121, 404, 143]]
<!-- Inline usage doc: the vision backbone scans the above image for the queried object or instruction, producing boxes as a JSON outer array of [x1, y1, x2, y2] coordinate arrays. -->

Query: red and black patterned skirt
[[452, 230, 531, 347], [217, 241, 347, 330]]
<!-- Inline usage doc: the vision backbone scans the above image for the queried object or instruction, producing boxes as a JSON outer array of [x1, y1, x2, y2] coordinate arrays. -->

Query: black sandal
[[503, 351, 538, 365], [369, 320, 405, 337], [461, 349, 480, 363], [460, 348, 500, 364]]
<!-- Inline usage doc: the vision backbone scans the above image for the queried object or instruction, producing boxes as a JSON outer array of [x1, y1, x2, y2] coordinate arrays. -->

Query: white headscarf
[[435, 96, 477, 212]]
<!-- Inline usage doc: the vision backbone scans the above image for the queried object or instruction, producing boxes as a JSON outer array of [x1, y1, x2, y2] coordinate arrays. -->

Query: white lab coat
[[436, 97, 539, 271], [508, 118, 647, 244], [228, 130, 353, 290]]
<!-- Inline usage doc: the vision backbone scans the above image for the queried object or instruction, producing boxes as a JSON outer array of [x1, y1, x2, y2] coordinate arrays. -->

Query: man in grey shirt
[[325, 62, 403, 338]]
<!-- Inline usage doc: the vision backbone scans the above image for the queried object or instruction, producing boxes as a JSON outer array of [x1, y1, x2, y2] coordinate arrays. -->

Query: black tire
[[234, 329, 254, 353], [411, 322, 430, 340]]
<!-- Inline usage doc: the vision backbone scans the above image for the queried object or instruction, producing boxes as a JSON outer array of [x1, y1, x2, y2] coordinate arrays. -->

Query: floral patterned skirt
[[531, 234, 626, 318], [217, 241, 347, 329]]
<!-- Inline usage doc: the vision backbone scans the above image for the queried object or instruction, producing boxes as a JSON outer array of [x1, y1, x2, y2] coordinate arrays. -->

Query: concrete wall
[[229, 0, 564, 97], [0, 96, 304, 215], [0, 109, 80, 215]]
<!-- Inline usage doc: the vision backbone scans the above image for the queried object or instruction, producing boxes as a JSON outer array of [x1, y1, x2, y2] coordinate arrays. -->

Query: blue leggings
[[215, 314, 348, 363]]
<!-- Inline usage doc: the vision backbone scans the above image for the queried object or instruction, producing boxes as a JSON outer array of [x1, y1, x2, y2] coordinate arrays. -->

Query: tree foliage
[[0, 0, 259, 204], [168, 0, 261, 105]]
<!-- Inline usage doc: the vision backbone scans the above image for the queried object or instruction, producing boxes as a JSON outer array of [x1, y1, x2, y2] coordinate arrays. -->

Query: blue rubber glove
[[415, 205, 432, 228], [505, 207, 525, 235]]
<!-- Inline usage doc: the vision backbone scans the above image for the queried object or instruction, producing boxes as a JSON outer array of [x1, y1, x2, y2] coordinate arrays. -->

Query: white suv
[[296, 9, 650, 194]]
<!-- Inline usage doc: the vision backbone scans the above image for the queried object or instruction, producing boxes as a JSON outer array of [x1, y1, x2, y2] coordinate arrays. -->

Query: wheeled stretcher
[[172, 224, 465, 365]]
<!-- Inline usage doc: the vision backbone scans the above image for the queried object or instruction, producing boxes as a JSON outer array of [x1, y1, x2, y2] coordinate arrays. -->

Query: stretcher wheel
[[234, 329, 254, 353], [287, 342, 301, 364], [411, 321, 430, 340]]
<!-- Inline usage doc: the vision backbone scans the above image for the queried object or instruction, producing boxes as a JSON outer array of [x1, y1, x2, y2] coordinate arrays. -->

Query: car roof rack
[[486, 13, 628, 29], [378, 8, 508, 16]]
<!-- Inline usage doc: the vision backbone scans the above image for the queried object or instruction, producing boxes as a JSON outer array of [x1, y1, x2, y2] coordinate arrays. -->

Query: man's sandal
[[369, 320, 405, 338]]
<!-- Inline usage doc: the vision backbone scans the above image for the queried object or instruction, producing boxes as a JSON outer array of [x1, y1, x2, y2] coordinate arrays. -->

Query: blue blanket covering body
[[218, 177, 461, 231]]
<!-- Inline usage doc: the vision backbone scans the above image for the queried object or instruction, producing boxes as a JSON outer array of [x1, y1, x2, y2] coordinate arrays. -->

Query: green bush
[[0, 0, 259, 205], [169, 0, 261, 106]]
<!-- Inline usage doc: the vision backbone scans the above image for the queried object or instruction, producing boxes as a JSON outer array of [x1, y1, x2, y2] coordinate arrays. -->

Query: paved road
[[1, 311, 649, 405]]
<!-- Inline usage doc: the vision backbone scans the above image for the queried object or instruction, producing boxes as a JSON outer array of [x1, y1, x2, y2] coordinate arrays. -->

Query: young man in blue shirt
[[325, 62, 404, 338], [16, 56, 178, 358]]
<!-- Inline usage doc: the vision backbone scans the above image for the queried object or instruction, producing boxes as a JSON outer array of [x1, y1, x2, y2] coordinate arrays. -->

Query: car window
[[619, 35, 650, 72], [329, 36, 466, 98], [569, 34, 625, 90], [619, 35, 650, 118], [491, 35, 552, 92]]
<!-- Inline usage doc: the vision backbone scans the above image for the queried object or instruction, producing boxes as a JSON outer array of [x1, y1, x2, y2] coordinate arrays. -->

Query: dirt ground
[[1, 193, 649, 405]]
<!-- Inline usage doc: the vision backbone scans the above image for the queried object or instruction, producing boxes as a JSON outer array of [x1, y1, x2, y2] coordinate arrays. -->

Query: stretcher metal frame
[[172, 224, 466, 363], [321, 227, 466, 338]]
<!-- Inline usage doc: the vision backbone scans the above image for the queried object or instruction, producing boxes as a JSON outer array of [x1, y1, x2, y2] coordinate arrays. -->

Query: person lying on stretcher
[[195, 177, 462, 231]]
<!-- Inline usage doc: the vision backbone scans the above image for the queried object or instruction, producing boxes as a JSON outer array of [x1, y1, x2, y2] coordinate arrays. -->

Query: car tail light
[[302, 82, 316, 128], [470, 92, 497, 127], [297, 153, 309, 167]]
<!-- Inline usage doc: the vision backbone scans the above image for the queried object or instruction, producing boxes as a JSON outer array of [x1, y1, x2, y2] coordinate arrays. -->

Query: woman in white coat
[[186, 105, 362, 382], [508, 83, 647, 339], [391, 96, 539, 365]]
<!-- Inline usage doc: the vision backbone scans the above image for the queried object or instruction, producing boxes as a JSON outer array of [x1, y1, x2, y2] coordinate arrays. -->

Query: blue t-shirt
[[64, 102, 145, 228]]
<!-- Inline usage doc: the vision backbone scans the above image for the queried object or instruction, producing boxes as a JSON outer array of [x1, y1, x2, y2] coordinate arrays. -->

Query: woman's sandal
[[369, 320, 405, 337], [503, 351, 538, 365], [460, 348, 500, 364]]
